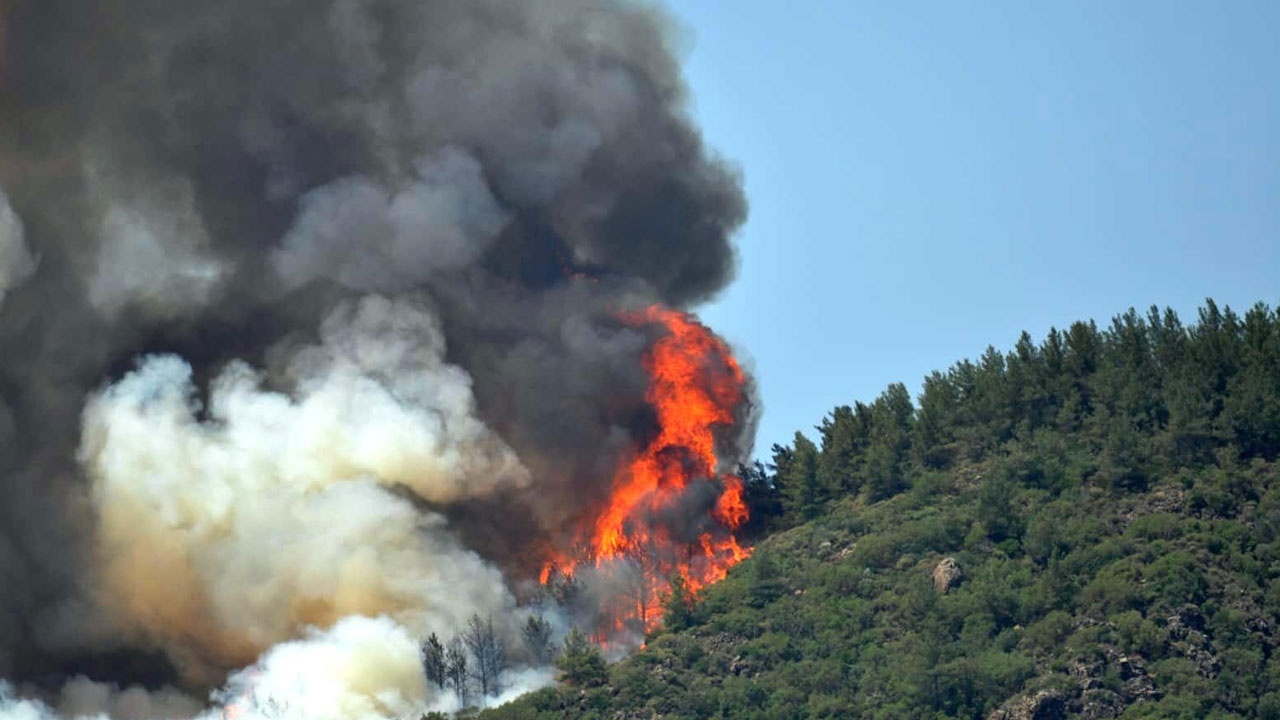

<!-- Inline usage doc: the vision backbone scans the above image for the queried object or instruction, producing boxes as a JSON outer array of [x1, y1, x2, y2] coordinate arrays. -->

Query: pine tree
[[522, 614, 555, 665], [662, 574, 696, 631], [913, 370, 960, 469], [865, 383, 914, 501], [421, 632, 446, 690], [748, 550, 784, 608], [556, 628, 607, 687], [738, 460, 783, 535], [780, 432, 822, 521], [817, 405, 865, 496]]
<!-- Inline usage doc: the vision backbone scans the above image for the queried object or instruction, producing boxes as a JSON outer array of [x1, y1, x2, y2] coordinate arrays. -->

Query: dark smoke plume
[[0, 0, 748, 704]]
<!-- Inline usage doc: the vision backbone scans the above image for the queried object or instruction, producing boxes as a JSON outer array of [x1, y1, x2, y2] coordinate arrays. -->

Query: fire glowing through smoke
[[0, 0, 757, 714], [542, 306, 751, 635]]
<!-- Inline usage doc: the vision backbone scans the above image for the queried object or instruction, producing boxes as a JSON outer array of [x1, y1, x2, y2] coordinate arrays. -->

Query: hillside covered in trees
[[480, 299, 1280, 719]]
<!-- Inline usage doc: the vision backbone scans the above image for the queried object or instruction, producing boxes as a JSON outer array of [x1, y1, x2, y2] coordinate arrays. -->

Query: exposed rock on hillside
[[933, 557, 963, 593]]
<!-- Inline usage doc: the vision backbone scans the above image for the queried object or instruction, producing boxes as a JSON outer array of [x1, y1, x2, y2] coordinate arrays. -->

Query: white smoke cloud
[[78, 295, 526, 680], [272, 148, 508, 293], [477, 667, 557, 711], [1, 679, 200, 720], [0, 189, 36, 308], [0, 684, 56, 720], [210, 616, 429, 720], [1, 615, 555, 720], [57, 678, 201, 720]]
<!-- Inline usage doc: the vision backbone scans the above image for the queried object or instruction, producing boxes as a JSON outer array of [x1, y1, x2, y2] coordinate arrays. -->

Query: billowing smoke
[[79, 296, 524, 683], [0, 0, 750, 715], [1, 678, 201, 720]]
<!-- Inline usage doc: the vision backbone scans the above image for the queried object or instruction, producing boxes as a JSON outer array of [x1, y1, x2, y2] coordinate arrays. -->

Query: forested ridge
[[480, 299, 1280, 719]]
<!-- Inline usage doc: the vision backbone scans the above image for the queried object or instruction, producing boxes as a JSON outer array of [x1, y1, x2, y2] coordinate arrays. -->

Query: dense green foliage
[[481, 300, 1280, 719], [557, 628, 609, 688]]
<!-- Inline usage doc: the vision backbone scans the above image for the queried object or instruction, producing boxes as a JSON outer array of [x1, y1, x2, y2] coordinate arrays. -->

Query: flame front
[[544, 306, 750, 635]]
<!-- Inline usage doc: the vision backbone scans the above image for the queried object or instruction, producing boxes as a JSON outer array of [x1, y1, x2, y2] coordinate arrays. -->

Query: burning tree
[[540, 307, 753, 639]]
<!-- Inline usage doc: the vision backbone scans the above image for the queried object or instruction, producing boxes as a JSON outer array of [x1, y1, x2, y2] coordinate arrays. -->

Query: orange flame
[[543, 306, 750, 635]]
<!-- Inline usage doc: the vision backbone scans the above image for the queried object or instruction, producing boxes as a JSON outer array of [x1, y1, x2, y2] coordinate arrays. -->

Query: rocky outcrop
[[988, 689, 1067, 720], [993, 643, 1161, 720], [933, 557, 962, 593]]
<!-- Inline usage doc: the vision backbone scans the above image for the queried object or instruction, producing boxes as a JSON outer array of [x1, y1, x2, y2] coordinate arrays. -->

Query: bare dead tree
[[463, 613, 508, 697], [445, 635, 470, 707]]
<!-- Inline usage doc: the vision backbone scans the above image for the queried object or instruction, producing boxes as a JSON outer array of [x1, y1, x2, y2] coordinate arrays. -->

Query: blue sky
[[666, 1, 1280, 457]]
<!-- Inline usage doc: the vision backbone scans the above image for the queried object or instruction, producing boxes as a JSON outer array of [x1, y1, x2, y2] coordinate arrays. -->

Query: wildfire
[[543, 306, 750, 636]]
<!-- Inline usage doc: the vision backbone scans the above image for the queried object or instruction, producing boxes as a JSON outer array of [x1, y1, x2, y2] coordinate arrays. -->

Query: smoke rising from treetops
[[0, 0, 750, 716]]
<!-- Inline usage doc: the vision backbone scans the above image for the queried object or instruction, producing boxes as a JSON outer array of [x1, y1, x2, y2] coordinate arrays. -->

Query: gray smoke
[[0, 0, 750, 709], [0, 189, 34, 307], [273, 148, 509, 293]]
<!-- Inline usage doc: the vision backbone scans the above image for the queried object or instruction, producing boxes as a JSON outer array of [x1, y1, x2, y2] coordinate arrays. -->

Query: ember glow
[[543, 306, 751, 636]]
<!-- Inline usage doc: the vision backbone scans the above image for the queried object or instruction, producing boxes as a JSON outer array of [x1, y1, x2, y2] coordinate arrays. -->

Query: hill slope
[[481, 300, 1280, 719]]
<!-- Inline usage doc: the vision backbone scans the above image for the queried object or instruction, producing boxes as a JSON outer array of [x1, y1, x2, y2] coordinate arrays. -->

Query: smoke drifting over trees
[[0, 0, 750, 716]]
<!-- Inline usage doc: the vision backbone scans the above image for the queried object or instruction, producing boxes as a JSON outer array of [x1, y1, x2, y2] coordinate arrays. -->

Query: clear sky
[[666, 1, 1280, 457]]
